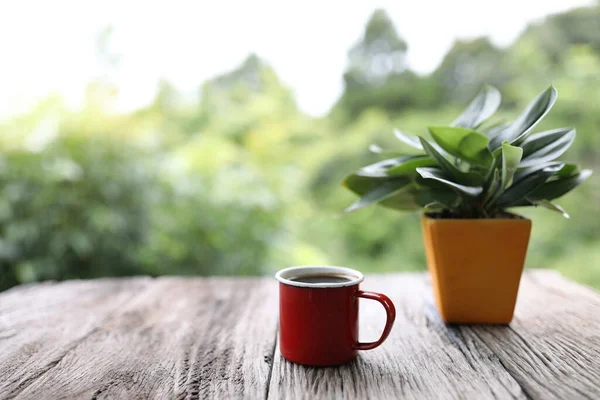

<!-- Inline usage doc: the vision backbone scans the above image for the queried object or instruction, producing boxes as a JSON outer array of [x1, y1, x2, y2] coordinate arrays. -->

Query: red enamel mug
[[276, 266, 396, 366]]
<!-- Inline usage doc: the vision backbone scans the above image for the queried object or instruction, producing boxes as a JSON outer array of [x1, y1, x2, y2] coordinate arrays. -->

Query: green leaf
[[344, 170, 398, 189], [452, 85, 501, 129], [500, 141, 523, 190], [393, 129, 424, 151], [357, 156, 436, 177], [343, 180, 412, 213], [513, 161, 564, 183], [344, 173, 459, 212], [415, 187, 460, 208], [528, 169, 592, 201], [412, 178, 461, 208], [423, 202, 448, 212], [520, 128, 574, 157], [485, 122, 511, 140], [519, 128, 575, 168], [419, 137, 484, 185], [358, 157, 414, 176], [343, 173, 397, 195], [497, 163, 563, 207], [418, 137, 463, 178], [530, 199, 570, 219], [377, 183, 421, 210], [489, 86, 558, 150], [483, 168, 501, 204], [483, 155, 501, 185], [376, 183, 459, 211], [378, 189, 420, 210], [428, 126, 492, 166], [416, 167, 483, 196], [385, 156, 437, 176], [556, 163, 579, 177]]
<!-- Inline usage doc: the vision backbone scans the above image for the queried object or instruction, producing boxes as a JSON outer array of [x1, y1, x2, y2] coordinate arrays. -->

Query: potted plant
[[341, 85, 592, 324]]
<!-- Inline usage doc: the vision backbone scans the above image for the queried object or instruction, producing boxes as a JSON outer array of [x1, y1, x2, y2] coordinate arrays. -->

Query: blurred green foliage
[[1, 5, 599, 290]]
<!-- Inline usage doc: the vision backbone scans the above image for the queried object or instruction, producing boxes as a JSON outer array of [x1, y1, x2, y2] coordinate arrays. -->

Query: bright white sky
[[0, 0, 594, 118]]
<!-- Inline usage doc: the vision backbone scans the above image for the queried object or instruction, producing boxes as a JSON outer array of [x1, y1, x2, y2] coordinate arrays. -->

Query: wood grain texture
[[0, 277, 278, 400], [1, 271, 599, 400], [469, 271, 600, 399], [0, 278, 152, 399], [268, 270, 600, 400], [268, 273, 525, 400]]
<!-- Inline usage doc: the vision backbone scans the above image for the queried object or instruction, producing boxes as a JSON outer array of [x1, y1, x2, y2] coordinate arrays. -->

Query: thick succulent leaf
[[530, 199, 570, 219], [483, 168, 501, 204], [510, 85, 558, 144], [513, 161, 564, 182], [489, 86, 558, 150], [528, 169, 592, 201], [385, 156, 437, 176], [377, 183, 421, 210], [376, 183, 458, 211], [497, 163, 563, 207], [416, 167, 483, 196], [485, 122, 511, 141], [419, 137, 484, 185], [359, 157, 413, 175], [357, 156, 434, 177], [343, 179, 413, 213], [378, 188, 420, 210], [393, 129, 424, 151], [452, 85, 501, 129], [483, 155, 501, 186], [501, 141, 523, 190], [415, 186, 460, 207], [519, 128, 576, 168], [418, 137, 462, 177], [343, 172, 390, 194], [428, 126, 492, 166], [521, 128, 574, 156], [556, 163, 579, 177], [342, 173, 409, 196]]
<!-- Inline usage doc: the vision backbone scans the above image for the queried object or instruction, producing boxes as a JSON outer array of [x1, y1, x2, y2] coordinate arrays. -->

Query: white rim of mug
[[275, 265, 364, 288]]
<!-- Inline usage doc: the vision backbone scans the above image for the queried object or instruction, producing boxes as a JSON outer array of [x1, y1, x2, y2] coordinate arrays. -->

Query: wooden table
[[1, 270, 599, 399]]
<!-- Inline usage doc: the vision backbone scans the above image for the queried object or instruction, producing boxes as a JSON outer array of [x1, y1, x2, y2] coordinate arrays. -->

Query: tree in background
[[523, 4, 600, 64], [336, 9, 439, 118], [433, 38, 508, 105], [1, 3, 600, 290], [345, 9, 409, 86], [0, 135, 155, 290]]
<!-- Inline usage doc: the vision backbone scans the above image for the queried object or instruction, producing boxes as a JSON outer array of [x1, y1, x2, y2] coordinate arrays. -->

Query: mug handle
[[353, 291, 396, 351]]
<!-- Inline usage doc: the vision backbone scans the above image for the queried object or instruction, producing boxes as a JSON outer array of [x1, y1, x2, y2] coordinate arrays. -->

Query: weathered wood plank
[[268, 273, 526, 400], [0, 278, 152, 399], [469, 270, 600, 399], [5, 277, 278, 400], [2, 271, 599, 400]]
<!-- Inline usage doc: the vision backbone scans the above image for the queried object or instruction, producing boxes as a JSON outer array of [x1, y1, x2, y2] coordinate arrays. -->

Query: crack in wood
[[424, 312, 520, 399], [264, 326, 278, 400], [507, 326, 596, 400], [470, 327, 532, 400], [0, 332, 18, 340]]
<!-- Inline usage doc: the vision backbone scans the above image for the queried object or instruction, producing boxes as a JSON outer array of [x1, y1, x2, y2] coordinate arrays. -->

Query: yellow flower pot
[[421, 214, 532, 324]]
